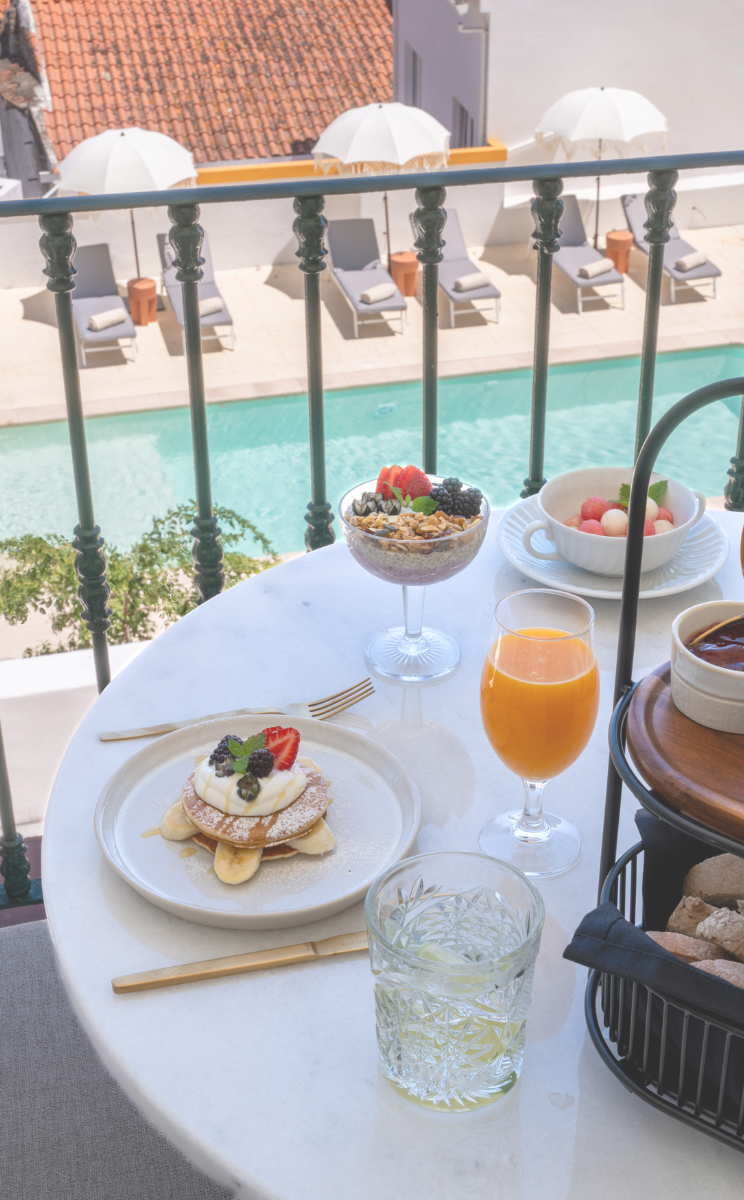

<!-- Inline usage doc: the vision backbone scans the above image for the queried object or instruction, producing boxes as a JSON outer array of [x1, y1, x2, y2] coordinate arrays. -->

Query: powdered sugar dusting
[[183, 764, 329, 846]]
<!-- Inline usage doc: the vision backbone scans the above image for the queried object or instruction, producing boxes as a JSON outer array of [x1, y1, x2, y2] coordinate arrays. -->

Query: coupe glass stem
[[402, 585, 426, 640], [514, 780, 551, 843]]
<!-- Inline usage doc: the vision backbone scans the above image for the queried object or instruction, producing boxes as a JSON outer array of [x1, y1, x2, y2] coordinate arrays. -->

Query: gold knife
[[112, 930, 369, 994]]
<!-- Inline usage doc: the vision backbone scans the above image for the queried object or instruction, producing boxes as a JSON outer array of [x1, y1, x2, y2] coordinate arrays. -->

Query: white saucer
[[496, 496, 729, 600], [95, 716, 421, 929]]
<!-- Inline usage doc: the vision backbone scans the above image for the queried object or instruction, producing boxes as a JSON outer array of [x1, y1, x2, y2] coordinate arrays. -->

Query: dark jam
[[686, 617, 744, 672]]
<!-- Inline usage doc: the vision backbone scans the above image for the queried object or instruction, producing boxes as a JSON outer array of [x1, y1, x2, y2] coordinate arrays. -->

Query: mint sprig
[[412, 496, 439, 515], [618, 480, 667, 509], [228, 732, 266, 776], [391, 485, 439, 516], [648, 479, 668, 504]]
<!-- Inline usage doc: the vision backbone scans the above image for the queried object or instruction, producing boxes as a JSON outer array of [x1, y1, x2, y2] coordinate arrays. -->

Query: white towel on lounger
[[360, 283, 396, 304], [453, 271, 490, 292], [675, 250, 708, 272], [87, 307, 127, 331], [578, 258, 613, 279]]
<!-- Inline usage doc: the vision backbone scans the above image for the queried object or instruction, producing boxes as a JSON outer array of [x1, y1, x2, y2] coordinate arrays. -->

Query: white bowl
[[521, 467, 705, 578], [671, 601, 744, 734]]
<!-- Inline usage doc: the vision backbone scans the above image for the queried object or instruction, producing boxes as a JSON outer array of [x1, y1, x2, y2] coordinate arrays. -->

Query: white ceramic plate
[[94, 716, 421, 929], [496, 496, 729, 600]]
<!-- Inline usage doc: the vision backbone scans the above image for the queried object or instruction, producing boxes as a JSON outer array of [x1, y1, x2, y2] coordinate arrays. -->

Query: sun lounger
[[410, 208, 500, 327], [552, 195, 625, 315], [70, 244, 137, 368], [157, 232, 235, 351], [325, 219, 406, 337], [621, 194, 721, 302]]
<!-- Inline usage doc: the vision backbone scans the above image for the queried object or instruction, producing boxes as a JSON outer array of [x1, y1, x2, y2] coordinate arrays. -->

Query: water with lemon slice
[[370, 885, 537, 1110]]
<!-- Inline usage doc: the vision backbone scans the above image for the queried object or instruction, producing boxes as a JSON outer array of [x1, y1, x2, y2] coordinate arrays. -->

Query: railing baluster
[[168, 204, 224, 599], [724, 396, 744, 511], [634, 169, 678, 459], [0, 719, 43, 909], [522, 178, 563, 497], [39, 212, 111, 692], [412, 185, 446, 474], [293, 195, 335, 550]]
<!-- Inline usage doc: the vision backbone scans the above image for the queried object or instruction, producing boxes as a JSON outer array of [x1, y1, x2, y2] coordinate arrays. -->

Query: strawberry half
[[376, 464, 404, 499], [398, 465, 432, 500], [261, 726, 300, 771]]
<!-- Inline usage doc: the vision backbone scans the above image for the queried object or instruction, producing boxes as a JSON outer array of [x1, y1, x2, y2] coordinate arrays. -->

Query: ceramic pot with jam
[[671, 601, 744, 734]]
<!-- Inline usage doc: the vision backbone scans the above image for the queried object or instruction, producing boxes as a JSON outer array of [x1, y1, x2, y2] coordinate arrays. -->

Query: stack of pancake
[[160, 758, 335, 883]]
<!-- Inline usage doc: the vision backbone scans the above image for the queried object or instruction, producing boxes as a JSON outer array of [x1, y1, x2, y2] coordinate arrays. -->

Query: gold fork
[[98, 678, 375, 742]]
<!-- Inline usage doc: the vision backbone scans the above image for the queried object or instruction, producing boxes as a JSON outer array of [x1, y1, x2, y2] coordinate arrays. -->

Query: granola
[[346, 509, 482, 541]]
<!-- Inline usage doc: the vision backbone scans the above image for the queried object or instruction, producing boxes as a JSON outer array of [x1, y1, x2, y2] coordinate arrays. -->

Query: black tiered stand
[[590, 377, 744, 1150]]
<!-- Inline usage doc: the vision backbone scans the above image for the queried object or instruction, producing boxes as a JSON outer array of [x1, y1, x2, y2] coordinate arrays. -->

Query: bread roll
[[696, 909, 744, 962], [645, 931, 732, 963], [682, 855, 744, 908], [693, 959, 744, 990], [666, 896, 717, 936]]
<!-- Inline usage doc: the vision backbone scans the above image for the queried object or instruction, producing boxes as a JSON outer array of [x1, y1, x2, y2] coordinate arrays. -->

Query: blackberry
[[442, 477, 463, 496], [454, 487, 483, 518], [248, 748, 274, 777], [428, 484, 454, 515]]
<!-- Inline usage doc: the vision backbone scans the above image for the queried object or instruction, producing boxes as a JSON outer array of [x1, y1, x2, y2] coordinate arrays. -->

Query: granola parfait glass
[[339, 478, 490, 684], [366, 851, 544, 1111]]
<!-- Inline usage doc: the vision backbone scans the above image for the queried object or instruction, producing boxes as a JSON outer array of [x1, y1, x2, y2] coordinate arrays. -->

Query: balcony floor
[[1, 224, 743, 426]]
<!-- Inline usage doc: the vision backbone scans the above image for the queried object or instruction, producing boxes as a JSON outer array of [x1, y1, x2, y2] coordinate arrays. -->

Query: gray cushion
[[553, 246, 623, 288], [663, 236, 722, 281], [71, 294, 137, 345], [157, 232, 233, 328], [332, 266, 406, 313], [0, 921, 234, 1200], [438, 258, 500, 301]]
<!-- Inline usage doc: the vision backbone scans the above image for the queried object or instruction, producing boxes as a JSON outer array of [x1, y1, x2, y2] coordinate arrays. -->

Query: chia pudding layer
[[339, 478, 490, 586]]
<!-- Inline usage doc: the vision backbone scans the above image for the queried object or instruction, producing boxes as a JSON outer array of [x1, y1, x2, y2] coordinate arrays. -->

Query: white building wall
[[480, 0, 743, 157], [393, 0, 488, 145]]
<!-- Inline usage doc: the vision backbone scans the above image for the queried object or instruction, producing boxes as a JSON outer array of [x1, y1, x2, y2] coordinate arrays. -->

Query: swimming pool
[[1, 346, 742, 554]]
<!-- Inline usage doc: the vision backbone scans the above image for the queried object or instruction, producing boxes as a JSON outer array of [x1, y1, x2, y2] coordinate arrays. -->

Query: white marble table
[[43, 510, 744, 1200]]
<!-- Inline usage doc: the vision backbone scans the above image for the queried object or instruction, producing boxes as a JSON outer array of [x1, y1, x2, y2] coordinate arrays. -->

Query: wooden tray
[[626, 662, 744, 841]]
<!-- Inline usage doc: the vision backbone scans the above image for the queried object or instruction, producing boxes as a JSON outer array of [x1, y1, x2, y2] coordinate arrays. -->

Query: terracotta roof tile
[[20, 0, 392, 163]]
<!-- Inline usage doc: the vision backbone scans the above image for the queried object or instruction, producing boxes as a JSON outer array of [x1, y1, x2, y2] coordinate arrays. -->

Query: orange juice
[[480, 627, 599, 780]]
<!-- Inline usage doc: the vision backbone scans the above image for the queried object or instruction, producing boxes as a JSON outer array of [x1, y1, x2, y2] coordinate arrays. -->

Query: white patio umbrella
[[535, 87, 667, 247], [313, 102, 450, 267], [59, 127, 196, 278]]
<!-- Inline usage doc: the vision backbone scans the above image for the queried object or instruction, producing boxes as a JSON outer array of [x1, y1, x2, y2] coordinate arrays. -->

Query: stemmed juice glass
[[479, 589, 599, 878]]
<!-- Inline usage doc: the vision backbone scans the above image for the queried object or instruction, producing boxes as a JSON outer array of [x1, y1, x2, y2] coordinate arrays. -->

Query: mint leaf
[[619, 483, 631, 508], [648, 479, 668, 504], [412, 496, 439, 515], [227, 738, 245, 758], [229, 732, 265, 776]]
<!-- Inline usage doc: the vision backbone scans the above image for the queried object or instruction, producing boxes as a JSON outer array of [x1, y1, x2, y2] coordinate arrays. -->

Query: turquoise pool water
[[1, 346, 743, 554]]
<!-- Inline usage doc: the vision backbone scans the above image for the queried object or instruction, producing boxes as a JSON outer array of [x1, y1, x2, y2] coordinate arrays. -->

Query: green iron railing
[[2, 150, 744, 909]]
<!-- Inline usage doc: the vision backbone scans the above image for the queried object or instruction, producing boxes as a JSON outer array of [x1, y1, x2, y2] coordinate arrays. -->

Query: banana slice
[[287, 817, 336, 855], [214, 842, 263, 884], [160, 800, 199, 841]]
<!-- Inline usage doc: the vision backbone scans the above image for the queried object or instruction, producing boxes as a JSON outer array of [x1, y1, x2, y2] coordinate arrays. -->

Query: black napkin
[[634, 809, 718, 931], [564, 899, 744, 1025]]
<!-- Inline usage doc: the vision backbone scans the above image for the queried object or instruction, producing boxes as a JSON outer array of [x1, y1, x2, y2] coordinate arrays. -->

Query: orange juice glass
[[479, 590, 599, 878]]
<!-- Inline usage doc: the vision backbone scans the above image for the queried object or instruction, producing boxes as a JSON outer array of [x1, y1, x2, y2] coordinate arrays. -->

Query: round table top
[[127, 276, 157, 296], [43, 508, 744, 1200], [390, 251, 419, 264]]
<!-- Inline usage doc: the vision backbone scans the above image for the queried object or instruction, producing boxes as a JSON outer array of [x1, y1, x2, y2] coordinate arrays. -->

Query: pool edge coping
[[2, 333, 744, 428]]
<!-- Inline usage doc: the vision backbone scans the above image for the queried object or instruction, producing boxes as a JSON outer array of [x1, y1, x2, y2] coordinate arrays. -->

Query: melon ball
[[563, 514, 582, 528], [657, 506, 673, 525], [581, 496, 610, 522], [646, 497, 659, 522], [643, 519, 656, 536], [600, 508, 628, 537], [579, 519, 605, 536], [606, 502, 626, 512], [653, 519, 674, 535]]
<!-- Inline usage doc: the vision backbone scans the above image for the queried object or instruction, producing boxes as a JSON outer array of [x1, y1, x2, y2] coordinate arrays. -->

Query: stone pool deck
[[1, 224, 743, 426]]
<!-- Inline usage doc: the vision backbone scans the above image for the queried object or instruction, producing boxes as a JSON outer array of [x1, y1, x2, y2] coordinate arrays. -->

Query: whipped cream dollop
[[193, 760, 307, 817]]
